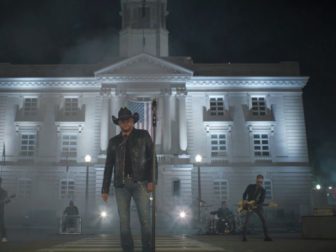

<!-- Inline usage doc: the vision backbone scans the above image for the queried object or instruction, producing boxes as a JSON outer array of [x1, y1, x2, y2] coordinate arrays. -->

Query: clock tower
[[119, 0, 169, 57]]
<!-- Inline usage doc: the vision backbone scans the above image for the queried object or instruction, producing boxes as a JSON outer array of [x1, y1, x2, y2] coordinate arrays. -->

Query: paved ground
[[36, 234, 223, 252], [1, 228, 336, 252], [194, 234, 336, 252]]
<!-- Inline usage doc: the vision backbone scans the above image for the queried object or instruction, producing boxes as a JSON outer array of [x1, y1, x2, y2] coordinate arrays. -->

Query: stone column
[[100, 95, 109, 154], [162, 92, 171, 153], [111, 93, 122, 136], [177, 94, 188, 153]]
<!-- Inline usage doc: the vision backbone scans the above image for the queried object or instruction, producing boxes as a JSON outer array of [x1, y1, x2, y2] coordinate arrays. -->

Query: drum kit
[[205, 200, 278, 235], [201, 200, 266, 235], [206, 212, 236, 235]]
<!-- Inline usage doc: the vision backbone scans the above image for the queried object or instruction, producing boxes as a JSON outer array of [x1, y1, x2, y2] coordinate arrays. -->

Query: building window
[[60, 179, 75, 199], [64, 98, 79, 116], [20, 134, 36, 157], [213, 180, 228, 202], [23, 98, 38, 116], [17, 178, 32, 198], [61, 135, 77, 160], [209, 97, 224, 116], [264, 180, 273, 200], [211, 134, 227, 157], [172, 179, 181, 197], [253, 134, 270, 157], [251, 97, 266, 116]]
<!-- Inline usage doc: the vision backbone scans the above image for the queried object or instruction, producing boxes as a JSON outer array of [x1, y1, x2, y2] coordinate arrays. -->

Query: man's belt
[[125, 174, 137, 183]]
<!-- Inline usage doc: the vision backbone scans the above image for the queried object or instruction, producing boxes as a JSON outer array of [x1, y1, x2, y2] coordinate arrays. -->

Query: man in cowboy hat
[[102, 107, 157, 252]]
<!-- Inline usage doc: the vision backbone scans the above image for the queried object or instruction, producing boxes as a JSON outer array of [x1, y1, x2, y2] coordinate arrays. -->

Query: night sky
[[0, 0, 335, 183]]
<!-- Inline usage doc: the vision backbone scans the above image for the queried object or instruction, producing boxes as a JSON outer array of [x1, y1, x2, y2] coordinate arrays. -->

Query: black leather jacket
[[102, 128, 157, 193]]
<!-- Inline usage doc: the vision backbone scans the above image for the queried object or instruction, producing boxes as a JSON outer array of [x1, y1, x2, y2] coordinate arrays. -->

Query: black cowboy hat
[[112, 107, 139, 125]]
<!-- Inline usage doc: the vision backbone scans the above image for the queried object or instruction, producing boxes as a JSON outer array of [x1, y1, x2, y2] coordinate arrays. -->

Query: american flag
[[128, 100, 152, 136]]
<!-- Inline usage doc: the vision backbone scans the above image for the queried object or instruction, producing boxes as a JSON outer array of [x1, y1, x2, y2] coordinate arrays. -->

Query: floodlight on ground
[[100, 211, 107, 218], [179, 211, 187, 219]]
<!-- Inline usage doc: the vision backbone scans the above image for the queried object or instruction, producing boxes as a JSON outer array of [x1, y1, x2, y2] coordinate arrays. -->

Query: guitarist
[[0, 177, 8, 242], [241, 175, 272, 242]]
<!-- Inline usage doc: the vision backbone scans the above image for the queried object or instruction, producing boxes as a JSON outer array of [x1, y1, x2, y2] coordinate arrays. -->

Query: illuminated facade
[[0, 0, 312, 227]]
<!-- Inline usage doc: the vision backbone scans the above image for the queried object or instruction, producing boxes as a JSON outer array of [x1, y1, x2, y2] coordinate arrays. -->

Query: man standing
[[102, 107, 157, 252], [0, 177, 8, 242], [242, 175, 272, 242]]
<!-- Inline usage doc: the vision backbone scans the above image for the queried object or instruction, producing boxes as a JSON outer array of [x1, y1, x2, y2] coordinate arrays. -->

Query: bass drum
[[206, 214, 219, 234], [216, 218, 234, 234]]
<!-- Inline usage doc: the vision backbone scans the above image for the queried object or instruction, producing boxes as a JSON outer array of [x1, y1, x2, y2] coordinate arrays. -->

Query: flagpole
[[142, 0, 146, 52], [66, 152, 69, 198], [1, 143, 5, 177], [151, 99, 157, 252]]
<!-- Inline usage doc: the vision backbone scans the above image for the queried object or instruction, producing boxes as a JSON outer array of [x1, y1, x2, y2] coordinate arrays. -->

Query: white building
[[0, 0, 312, 228]]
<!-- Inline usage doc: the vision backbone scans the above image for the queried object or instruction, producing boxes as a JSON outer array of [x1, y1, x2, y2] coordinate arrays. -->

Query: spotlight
[[328, 186, 332, 190], [179, 211, 186, 219], [149, 196, 153, 201], [100, 211, 107, 218], [315, 184, 321, 190]]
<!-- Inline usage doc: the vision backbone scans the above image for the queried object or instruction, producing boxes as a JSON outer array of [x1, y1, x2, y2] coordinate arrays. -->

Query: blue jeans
[[115, 178, 151, 252]]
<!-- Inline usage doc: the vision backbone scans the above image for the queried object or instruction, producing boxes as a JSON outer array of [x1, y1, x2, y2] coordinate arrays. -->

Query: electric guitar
[[237, 200, 278, 213], [0, 194, 16, 205]]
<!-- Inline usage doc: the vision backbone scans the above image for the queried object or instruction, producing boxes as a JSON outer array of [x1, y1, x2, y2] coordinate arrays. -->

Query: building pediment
[[95, 53, 193, 82]]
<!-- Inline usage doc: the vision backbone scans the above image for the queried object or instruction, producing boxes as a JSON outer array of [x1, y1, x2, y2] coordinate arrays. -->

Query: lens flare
[[100, 211, 107, 218], [179, 211, 186, 219]]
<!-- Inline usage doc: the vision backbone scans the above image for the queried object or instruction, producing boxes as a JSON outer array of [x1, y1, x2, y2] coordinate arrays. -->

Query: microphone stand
[[151, 99, 157, 252]]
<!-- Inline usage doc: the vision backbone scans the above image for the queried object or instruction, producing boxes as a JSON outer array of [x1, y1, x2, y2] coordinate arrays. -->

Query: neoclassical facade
[[0, 0, 312, 228]]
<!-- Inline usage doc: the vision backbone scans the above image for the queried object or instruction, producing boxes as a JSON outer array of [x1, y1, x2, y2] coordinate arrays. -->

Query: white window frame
[[64, 97, 79, 116], [250, 96, 267, 116], [210, 133, 227, 158], [17, 178, 32, 199], [61, 134, 78, 161], [15, 122, 40, 161], [247, 122, 274, 162], [209, 96, 225, 116], [205, 122, 232, 162], [252, 133, 271, 158], [23, 97, 38, 116], [20, 133, 37, 158], [213, 179, 229, 202], [60, 179, 75, 199], [56, 123, 81, 162]]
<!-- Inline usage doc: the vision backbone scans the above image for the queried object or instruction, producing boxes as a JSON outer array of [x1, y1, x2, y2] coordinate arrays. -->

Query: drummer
[[210, 201, 236, 232]]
